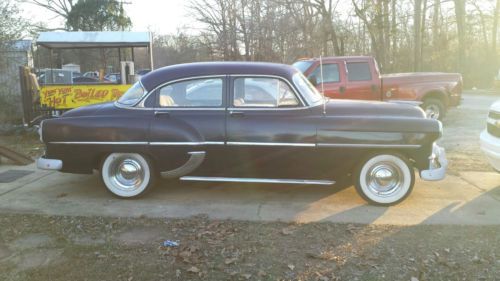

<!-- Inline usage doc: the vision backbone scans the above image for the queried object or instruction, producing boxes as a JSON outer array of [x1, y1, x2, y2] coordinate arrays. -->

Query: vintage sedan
[[37, 62, 447, 205]]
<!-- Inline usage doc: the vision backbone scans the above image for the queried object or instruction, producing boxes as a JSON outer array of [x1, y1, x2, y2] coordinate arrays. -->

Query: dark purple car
[[37, 62, 447, 205]]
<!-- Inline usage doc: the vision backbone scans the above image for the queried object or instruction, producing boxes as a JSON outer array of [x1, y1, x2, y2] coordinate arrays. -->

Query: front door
[[225, 76, 317, 178], [148, 76, 227, 175]]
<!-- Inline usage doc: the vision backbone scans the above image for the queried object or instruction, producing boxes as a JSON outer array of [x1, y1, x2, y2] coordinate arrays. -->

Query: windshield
[[292, 61, 314, 73], [292, 73, 324, 106], [117, 82, 146, 106]]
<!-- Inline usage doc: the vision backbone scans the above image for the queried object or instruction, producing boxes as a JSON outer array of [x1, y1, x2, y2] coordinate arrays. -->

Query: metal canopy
[[36, 31, 152, 49]]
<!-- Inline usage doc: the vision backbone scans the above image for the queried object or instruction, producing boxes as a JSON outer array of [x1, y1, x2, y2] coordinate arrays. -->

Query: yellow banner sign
[[40, 84, 132, 109]]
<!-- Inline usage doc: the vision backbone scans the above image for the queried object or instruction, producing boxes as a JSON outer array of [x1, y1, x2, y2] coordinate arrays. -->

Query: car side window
[[347, 62, 372, 81], [308, 64, 340, 83], [233, 77, 300, 108], [158, 78, 223, 107]]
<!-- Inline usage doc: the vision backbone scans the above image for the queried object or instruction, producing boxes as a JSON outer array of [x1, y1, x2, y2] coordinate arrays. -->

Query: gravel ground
[[1, 214, 500, 281], [440, 93, 495, 173]]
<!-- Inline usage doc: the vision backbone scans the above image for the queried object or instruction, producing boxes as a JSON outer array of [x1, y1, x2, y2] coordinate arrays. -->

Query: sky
[[19, 0, 193, 35]]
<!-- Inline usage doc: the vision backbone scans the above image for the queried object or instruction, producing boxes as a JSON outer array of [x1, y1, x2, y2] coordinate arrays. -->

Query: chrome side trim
[[49, 141, 149, 145], [317, 143, 421, 149], [150, 141, 225, 146], [227, 141, 315, 147], [226, 107, 310, 111], [161, 151, 206, 179], [48, 141, 420, 149], [180, 176, 335, 185], [153, 107, 226, 111]]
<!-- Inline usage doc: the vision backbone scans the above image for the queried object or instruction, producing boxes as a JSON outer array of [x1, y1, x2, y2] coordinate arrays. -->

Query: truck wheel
[[354, 154, 415, 206], [101, 153, 156, 198], [422, 98, 445, 120]]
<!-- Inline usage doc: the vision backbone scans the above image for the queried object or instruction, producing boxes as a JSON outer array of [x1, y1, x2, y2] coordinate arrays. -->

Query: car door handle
[[229, 111, 245, 117], [339, 86, 346, 94], [154, 111, 170, 118]]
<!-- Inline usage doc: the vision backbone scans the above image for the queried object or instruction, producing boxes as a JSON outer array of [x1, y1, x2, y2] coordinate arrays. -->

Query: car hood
[[323, 99, 426, 118]]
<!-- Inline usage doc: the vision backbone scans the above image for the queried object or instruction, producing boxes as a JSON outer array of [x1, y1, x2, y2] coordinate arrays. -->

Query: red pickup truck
[[293, 56, 462, 120]]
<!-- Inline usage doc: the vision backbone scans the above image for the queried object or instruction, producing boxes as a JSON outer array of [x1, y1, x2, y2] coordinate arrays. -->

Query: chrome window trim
[[115, 80, 148, 109], [114, 74, 323, 111], [144, 75, 227, 109], [229, 74, 307, 108]]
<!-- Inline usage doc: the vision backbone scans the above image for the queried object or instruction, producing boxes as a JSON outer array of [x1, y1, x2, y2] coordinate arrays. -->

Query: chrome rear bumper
[[420, 143, 447, 181], [37, 156, 63, 171]]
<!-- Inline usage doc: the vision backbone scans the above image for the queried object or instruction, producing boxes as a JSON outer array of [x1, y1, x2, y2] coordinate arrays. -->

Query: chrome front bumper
[[36, 156, 63, 171], [420, 143, 448, 181]]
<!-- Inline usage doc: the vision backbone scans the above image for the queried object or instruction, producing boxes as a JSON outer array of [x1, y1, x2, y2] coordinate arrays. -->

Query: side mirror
[[308, 76, 317, 86]]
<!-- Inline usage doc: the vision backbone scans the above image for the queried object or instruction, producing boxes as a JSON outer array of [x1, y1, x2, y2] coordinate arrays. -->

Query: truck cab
[[294, 56, 463, 120], [293, 56, 381, 100]]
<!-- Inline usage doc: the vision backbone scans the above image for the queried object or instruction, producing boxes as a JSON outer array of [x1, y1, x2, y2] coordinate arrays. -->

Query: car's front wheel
[[101, 153, 156, 198], [354, 154, 415, 206]]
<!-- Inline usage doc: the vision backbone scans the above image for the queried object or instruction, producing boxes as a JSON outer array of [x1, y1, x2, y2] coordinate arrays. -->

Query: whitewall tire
[[354, 154, 415, 206], [101, 153, 155, 198]]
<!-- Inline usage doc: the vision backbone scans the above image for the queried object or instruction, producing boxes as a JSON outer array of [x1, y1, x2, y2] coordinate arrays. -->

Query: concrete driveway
[[0, 162, 499, 225]]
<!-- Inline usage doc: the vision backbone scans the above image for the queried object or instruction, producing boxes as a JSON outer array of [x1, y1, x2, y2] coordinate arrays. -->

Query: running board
[[179, 176, 335, 185]]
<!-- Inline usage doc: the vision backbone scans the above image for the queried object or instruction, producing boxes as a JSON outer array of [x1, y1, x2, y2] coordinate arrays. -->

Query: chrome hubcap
[[110, 157, 144, 191], [425, 104, 440, 119], [366, 162, 403, 196]]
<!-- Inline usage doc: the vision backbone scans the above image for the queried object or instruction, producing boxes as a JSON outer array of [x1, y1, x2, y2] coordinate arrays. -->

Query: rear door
[[345, 61, 380, 100], [148, 76, 227, 173]]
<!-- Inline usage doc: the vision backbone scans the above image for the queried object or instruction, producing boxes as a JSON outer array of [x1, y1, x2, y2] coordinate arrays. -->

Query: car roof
[[140, 62, 298, 91]]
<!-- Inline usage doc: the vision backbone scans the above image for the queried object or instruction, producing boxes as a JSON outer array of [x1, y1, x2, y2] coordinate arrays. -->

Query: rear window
[[347, 62, 372, 81]]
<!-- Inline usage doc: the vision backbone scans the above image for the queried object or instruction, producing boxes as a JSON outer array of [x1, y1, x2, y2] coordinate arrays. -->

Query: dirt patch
[[0, 213, 499, 281], [11, 234, 54, 251], [0, 131, 44, 164], [114, 226, 164, 245], [0, 243, 11, 260], [13, 249, 64, 270]]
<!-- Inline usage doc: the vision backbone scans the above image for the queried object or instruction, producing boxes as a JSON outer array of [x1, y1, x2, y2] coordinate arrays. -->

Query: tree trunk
[[454, 0, 466, 73], [414, 0, 422, 72], [493, 0, 500, 70], [420, 0, 427, 69]]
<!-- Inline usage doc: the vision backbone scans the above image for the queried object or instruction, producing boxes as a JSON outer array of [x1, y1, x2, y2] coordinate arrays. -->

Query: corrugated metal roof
[[36, 31, 152, 48]]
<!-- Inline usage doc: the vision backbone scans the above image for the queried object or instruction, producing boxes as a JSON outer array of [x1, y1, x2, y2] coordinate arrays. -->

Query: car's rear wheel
[[354, 154, 415, 206], [422, 98, 445, 120], [101, 153, 155, 198]]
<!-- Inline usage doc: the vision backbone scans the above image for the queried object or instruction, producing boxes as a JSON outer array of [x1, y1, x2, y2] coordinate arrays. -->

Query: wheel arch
[[422, 90, 449, 106]]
